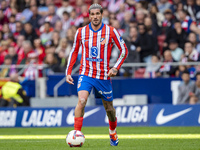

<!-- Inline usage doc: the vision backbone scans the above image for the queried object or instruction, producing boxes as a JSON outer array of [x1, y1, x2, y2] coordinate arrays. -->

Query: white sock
[[109, 129, 116, 134]]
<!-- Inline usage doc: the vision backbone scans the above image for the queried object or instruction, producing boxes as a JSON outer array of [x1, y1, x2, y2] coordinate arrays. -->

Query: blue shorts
[[77, 75, 113, 101]]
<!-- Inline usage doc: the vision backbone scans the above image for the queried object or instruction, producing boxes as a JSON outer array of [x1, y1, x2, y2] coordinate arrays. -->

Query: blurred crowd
[[0, 0, 200, 80]]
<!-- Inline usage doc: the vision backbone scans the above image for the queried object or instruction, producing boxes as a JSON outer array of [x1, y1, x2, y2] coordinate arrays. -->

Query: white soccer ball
[[66, 130, 85, 147]]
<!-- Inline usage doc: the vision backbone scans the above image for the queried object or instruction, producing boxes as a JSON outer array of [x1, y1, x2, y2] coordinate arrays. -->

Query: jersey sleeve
[[65, 29, 81, 75], [111, 28, 128, 70]]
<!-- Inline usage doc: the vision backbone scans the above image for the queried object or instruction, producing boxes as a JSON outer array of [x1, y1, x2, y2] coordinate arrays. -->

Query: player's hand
[[108, 67, 118, 77], [66, 75, 74, 85]]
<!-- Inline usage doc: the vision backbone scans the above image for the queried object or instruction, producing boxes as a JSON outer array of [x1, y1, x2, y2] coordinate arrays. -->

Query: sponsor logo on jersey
[[0, 110, 17, 127], [98, 90, 112, 95], [156, 107, 192, 125], [21, 110, 63, 127], [105, 106, 148, 123], [91, 46, 98, 57], [86, 58, 103, 62]]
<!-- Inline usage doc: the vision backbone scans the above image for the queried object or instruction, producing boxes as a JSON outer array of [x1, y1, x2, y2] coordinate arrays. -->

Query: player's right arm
[[66, 29, 81, 84]]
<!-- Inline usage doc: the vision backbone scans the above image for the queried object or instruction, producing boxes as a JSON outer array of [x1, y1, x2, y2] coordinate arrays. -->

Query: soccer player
[[66, 4, 128, 146]]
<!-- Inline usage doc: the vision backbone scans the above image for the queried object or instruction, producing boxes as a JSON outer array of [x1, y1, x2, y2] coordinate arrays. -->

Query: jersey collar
[[89, 22, 104, 33]]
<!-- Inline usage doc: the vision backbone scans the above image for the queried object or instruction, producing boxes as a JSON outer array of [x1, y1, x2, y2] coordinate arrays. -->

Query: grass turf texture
[[0, 127, 200, 150]]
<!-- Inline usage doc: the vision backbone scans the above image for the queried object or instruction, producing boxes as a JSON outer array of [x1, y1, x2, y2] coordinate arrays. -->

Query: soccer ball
[[66, 130, 85, 147]]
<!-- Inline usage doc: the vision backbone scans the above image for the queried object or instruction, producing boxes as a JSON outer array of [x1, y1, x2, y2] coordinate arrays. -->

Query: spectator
[[56, 0, 73, 18], [135, 8, 146, 24], [108, 0, 124, 13], [102, 8, 109, 25], [40, 22, 53, 45], [39, 4, 60, 27], [137, 23, 155, 62], [157, 0, 172, 13], [75, 0, 84, 16], [2, 23, 12, 40], [144, 55, 161, 78], [66, 28, 75, 45], [21, 22, 38, 45], [0, 73, 30, 107], [144, 17, 159, 38], [17, 40, 34, 64], [1, 0, 11, 18], [33, 38, 46, 62], [177, 70, 196, 104], [0, 55, 12, 78], [8, 14, 16, 33], [116, 3, 126, 22], [18, 2, 33, 23], [181, 41, 199, 62], [162, 9, 174, 34], [164, 20, 187, 49], [13, 21, 23, 40], [175, 65, 187, 77], [0, 40, 9, 65], [15, 35, 25, 54], [0, 9, 9, 27], [50, 31, 60, 47], [124, 27, 140, 74], [55, 38, 72, 65], [168, 39, 184, 62], [149, 4, 164, 28], [183, 0, 198, 21], [120, 11, 133, 37], [170, 0, 182, 13], [8, 46, 18, 64], [192, 72, 200, 104], [177, 9, 196, 34], [156, 50, 177, 77], [188, 32, 198, 49], [23, 52, 43, 80], [62, 11, 72, 32], [28, 5, 42, 30], [54, 20, 65, 38], [43, 53, 63, 75], [79, 12, 90, 27]]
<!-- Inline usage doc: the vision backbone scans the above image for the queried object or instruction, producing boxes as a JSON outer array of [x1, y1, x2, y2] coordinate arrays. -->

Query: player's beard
[[92, 19, 102, 27]]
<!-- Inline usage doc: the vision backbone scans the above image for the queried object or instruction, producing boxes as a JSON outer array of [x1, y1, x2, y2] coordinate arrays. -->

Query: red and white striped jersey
[[66, 23, 128, 80]]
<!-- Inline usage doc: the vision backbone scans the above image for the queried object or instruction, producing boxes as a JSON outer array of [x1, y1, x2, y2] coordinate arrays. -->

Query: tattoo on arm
[[112, 68, 118, 73]]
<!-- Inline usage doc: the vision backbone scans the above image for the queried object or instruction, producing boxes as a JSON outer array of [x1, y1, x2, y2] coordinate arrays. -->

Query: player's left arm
[[108, 28, 128, 77]]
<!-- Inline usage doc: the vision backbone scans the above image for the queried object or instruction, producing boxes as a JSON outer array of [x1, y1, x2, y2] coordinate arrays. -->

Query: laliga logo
[[0, 110, 17, 127], [21, 109, 63, 127], [105, 106, 148, 123]]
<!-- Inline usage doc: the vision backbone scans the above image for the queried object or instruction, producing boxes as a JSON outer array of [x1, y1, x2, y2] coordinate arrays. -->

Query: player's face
[[89, 9, 102, 27]]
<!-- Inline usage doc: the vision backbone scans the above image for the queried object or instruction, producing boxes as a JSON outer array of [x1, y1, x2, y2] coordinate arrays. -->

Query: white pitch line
[[0, 134, 200, 139]]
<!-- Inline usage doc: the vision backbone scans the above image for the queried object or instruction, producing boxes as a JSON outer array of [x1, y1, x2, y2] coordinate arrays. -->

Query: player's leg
[[74, 75, 93, 131], [74, 90, 89, 131], [102, 99, 118, 146], [94, 78, 118, 146]]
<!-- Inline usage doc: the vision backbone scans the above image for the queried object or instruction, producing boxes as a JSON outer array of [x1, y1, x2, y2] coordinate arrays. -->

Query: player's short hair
[[89, 3, 103, 14]]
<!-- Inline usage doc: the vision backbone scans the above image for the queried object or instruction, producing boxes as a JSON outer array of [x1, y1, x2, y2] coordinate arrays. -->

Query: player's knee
[[105, 107, 114, 113], [78, 97, 87, 107]]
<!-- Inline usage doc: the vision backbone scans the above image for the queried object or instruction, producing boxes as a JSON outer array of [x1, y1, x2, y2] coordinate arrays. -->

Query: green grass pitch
[[0, 127, 200, 150]]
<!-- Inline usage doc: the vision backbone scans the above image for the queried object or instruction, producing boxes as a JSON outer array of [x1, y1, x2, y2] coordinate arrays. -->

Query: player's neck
[[91, 22, 102, 31]]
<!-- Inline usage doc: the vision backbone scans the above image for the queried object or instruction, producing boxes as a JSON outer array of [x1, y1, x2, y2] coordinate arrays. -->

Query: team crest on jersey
[[100, 38, 106, 45], [120, 37, 125, 44], [91, 46, 98, 57]]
